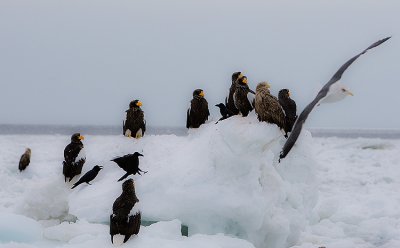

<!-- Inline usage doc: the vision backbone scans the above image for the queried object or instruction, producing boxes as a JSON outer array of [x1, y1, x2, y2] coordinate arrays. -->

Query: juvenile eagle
[[255, 82, 287, 133], [186, 89, 210, 128], [123, 100, 146, 139], [18, 148, 31, 172]]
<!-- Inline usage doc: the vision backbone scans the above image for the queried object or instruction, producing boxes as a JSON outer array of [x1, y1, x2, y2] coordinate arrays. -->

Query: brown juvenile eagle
[[19, 148, 31, 172], [255, 82, 287, 134]]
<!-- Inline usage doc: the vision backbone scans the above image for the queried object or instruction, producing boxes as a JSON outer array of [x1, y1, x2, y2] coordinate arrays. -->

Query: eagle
[[186, 89, 210, 128], [225, 71, 243, 115], [233, 76, 255, 117], [18, 148, 31, 172], [255, 82, 287, 134], [278, 89, 297, 132], [110, 179, 141, 245], [63, 133, 86, 182], [123, 100, 146, 139]]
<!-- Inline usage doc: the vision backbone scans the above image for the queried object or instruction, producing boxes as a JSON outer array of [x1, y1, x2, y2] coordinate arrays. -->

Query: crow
[[111, 152, 147, 182], [71, 165, 103, 189]]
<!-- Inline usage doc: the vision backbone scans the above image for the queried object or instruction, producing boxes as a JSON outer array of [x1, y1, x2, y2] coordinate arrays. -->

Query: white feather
[[135, 129, 143, 139], [75, 147, 86, 162], [129, 202, 141, 216], [125, 129, 132, 137], [112, 234, 125, 246]]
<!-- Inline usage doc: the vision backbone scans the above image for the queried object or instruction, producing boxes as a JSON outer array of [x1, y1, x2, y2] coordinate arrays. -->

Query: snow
[[1, 118, 400, 248]]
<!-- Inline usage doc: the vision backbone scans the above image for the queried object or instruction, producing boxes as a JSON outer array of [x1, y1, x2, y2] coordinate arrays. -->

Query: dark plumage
[[71, 165, 103, 189], [255, 82, 287, 134], [18, 148, 31, 172], [233, 76, 255, 117], [280, 37, 391, 162], [63, 133, 86, 182], [123, 100, 146, 138], [278, 89, 297, 132], [186, 89, 210, 128], [111, 152, 147, 182], [110, 179, 141, 244], [215, 103, 234, 124], [225, 71, 243, 115]]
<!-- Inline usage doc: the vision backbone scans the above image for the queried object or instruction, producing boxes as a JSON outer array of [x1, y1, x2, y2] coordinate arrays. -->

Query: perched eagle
[[18, 148, 31, 172], [225, 71, 243, 115], [63, 133, 86, 182], [233, 76, 255, 117], [278, 89, 297, 132], [255, 82, 287, 133], [123, 100, 146, 139], [110, 179, 141, 245], [186, 89, 210, 128]]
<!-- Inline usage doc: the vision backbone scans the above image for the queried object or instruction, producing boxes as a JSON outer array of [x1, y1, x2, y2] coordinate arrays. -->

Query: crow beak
[[138, 153, 144, 157]]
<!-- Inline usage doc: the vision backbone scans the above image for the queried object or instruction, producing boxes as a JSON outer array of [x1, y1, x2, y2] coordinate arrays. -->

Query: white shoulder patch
[[75, 147, 86, 162], [129, 202, 141, 216]]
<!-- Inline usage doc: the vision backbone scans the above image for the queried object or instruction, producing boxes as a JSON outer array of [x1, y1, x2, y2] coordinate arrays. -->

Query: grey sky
[[0, 0, 398, 128]]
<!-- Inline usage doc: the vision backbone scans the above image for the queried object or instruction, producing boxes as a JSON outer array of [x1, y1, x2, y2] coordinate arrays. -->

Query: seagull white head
[[320, 82, 354, 104]]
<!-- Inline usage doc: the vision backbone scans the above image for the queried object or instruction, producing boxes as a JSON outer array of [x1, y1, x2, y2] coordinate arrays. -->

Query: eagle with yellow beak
[[123, 100, 146, 139], [186, 89, 210, 128]]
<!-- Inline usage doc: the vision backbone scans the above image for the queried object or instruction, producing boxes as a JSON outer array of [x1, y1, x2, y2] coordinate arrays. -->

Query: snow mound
[[16, 177, 70, 220], [69, 114, 318, 248], [0, 213, 42, 243]]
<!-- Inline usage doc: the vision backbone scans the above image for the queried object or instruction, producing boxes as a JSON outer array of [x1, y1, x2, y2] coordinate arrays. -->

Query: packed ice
[[1, 116, 399, 248]]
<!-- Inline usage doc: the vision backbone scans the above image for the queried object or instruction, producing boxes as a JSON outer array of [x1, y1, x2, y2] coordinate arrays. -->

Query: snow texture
[[2, 116, 399, 248]]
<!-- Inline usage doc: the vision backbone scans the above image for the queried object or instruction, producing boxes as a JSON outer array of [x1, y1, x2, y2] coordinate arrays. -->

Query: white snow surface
[[1, 116, 399, 247]]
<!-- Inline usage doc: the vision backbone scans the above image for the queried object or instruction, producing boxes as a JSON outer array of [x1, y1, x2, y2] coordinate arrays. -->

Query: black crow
[[71, 165, 103, 189], [111, 152, 146, 182]]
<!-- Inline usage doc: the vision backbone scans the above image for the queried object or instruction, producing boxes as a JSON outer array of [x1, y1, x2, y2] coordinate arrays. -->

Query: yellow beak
[[288, 91, 291, 97], [243, 78, 248, 84], [199, 91, 205, 97], [136, 101, 143, 107], [79, 135, 85, 140], [346, 90, 354, 96]]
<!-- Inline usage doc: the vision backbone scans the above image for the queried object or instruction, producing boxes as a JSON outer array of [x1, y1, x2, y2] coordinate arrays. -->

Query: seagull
[[279, 37, 391, 162]]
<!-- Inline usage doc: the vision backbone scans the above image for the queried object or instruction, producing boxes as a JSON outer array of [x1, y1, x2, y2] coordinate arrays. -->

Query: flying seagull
[[279, 36, 391, 162]]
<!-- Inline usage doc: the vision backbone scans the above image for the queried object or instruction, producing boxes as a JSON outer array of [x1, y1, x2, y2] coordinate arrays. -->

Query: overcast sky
[[0, 0, 398, 129]]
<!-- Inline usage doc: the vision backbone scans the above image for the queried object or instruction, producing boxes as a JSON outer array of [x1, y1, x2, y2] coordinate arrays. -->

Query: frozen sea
[[1, 120, 400, 248]]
